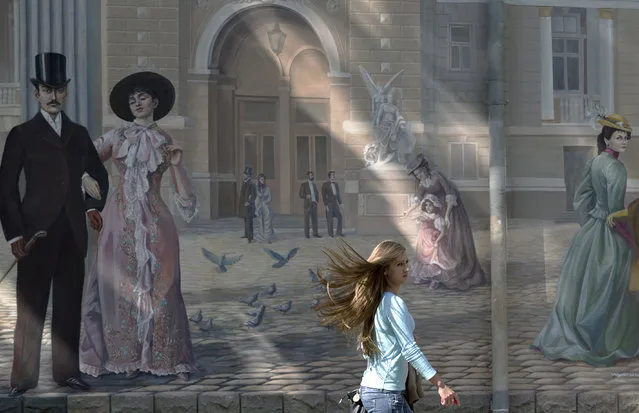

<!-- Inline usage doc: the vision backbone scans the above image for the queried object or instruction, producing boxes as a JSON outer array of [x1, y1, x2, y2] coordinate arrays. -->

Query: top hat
[[597, 113, 632, 133], [406, 153, 428, 175], [109, 71, 175, 122], [30, 52, 71, 89], [244, 166, 253, 176]]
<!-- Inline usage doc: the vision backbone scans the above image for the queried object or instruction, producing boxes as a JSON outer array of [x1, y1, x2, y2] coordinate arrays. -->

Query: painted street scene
[[2, 0, 639, 412]]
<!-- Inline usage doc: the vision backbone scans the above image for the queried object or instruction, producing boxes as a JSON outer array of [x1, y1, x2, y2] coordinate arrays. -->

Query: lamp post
[[268, 22, 287, 72]]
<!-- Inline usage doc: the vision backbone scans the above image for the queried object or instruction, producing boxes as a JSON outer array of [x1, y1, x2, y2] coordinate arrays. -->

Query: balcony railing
[[0, 83, 19, 106], [553, 94, 600, 125]]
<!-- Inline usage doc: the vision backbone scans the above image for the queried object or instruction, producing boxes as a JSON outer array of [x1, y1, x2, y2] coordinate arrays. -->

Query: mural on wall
[[6, 0, 639, 410]]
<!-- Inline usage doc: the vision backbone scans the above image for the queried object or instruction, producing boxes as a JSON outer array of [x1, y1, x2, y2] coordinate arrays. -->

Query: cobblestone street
[[0, 217, 637, 397]]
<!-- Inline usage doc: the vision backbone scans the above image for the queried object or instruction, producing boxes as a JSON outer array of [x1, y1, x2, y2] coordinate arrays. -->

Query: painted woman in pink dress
[[403, 153, 486, 290], [79, 72, 198, 381], [405, 194, 456, 289]]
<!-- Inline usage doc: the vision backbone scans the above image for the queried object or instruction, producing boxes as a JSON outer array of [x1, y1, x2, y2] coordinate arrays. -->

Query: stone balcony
[[0, 83, 21, 135]]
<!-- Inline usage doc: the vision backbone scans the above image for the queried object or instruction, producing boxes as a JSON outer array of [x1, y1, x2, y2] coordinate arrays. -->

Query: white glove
[[82, 172, 102, 200]]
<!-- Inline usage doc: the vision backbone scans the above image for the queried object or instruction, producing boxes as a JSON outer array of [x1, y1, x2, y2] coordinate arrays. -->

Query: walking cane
[[0, 231, 47, 284]]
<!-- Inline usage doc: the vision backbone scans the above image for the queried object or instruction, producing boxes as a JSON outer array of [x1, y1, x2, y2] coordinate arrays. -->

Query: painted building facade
[[2, 0, 639, 223]]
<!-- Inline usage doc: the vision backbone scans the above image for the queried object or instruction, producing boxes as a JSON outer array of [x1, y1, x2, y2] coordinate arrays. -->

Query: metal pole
[[487, 0, 508, 412]]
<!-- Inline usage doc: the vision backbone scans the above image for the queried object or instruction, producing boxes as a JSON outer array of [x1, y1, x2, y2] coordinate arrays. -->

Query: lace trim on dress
[[80, 361, 198, 377], [116, 122, 166, 343], [171, 188, 199, 223]]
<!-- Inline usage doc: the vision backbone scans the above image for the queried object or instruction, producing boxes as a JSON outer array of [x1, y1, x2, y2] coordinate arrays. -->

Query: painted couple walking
[[0, 52, 198, 397]]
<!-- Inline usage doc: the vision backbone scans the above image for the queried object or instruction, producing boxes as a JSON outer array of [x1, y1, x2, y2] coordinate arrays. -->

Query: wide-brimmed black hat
[[109, 71, 175, 122], [406, 153, 429, 175], [30, 52, 71, 88]]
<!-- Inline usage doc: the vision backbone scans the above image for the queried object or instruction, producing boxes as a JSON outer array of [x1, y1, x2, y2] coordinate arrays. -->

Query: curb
[[0, 390, 636, 412]]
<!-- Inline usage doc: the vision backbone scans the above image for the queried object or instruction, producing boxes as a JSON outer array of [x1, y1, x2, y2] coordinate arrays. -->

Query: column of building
[[19, 0, 101, 133], [19, 0, 102, 270], [598, 8, 614, 113], [187, 70, 215, 219], [539, 6, 554, 122], [328, 73, 351, 226], [277, 76, 292, 215]]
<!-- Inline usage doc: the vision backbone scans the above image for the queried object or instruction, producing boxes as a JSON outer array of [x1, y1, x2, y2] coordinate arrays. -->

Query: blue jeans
[[360, 386, 413, 413]]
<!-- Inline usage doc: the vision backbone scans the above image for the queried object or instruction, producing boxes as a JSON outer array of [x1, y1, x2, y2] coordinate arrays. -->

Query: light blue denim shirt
[[360, 292, 437, 391]]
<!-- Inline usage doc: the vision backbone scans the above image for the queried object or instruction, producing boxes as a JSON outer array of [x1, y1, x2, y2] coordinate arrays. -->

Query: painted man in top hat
[[321, 170, 344, 237], [239, 166, 256, 243], [0, 52, 109, 396], [299, 170, 321, 238]]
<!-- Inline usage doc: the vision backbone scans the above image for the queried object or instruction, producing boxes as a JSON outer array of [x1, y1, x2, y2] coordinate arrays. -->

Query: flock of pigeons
[[189, 246, 327, 333]]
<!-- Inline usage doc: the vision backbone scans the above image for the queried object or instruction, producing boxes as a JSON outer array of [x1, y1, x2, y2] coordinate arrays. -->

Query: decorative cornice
[[598, 8, 613, 19], [327, 71, 351, 78], [343, 120, 425, 134], [438, 0, 639, 8], [502, 0, 639, 9], [538, 6, 552, 17]]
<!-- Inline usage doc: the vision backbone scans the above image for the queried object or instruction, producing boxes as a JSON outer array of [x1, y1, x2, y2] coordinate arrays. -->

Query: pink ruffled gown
[[79, 122, 198, 377], [410, 213, 456, 289]]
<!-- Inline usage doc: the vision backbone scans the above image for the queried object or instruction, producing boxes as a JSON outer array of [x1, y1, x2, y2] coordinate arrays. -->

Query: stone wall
[[349, 0, 421, 124], [3, 390, 639, 412], [105, 0, 181, 116], [504, 5, 541, 127], [434, 2, 488, 127], [615, 9, 639, 180], [429, 3, 490, 184]]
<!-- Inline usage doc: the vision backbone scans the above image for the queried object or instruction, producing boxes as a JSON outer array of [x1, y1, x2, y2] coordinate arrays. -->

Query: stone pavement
[[0, 217, 638, 412]]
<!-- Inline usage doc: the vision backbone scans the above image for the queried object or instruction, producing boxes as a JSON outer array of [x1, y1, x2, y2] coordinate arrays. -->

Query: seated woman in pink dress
[[79, 71, 198, 381], [405, 194, 456, 290]]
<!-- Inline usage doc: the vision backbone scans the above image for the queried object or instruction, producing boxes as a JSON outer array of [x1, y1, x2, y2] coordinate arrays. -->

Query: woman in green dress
[[531, 113, 639, 366]]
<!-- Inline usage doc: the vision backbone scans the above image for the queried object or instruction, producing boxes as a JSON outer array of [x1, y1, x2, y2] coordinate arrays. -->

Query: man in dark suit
[[299, 171, 321, 238], [238, 166, 256, 243], [321, 170, 344, 237], [0, 52, 109, 397]]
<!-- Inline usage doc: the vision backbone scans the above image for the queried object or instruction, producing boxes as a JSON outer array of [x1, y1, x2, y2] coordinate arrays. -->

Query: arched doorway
[[289, 48, 330, 215], [210, 5, 333, 216]]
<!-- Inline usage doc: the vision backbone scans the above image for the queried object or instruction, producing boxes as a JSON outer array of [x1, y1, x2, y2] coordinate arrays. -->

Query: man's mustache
[[47, 101, 60, 106]]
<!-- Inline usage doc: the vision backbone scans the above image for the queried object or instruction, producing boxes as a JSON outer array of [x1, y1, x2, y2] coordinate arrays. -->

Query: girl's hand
[[166, 144, 183, 166], [606, 214, 616, 228], [438, 384, 459, 407]]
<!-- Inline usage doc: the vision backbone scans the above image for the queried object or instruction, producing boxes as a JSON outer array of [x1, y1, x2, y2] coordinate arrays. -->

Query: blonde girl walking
[[313, 240, 460, 412]]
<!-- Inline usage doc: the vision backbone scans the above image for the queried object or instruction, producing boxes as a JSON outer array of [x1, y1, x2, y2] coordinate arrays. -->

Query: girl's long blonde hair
[[313, 239, 407, 357]]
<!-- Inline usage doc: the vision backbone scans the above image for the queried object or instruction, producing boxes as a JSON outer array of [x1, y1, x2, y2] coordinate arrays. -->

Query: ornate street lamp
[[267, 23, 287, 56]]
